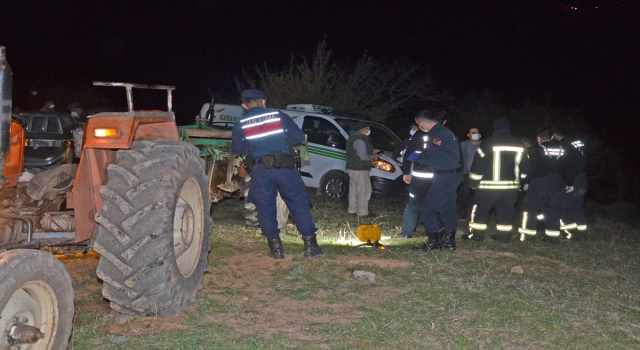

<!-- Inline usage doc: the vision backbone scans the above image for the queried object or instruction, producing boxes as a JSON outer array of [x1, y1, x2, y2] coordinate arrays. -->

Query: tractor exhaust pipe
[[0, 46, 13, 186]]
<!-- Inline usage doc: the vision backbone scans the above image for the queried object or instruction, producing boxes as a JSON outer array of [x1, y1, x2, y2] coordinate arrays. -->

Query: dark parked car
[[12, 111, 79, 167]]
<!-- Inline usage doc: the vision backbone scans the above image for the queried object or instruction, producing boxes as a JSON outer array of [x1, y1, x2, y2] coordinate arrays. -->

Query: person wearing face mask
[[346, 122, 381, 218], [411, 108, 462, 251], [392, 123, 420, 164], [456, 127, 482, 221], [462, 118, 529, 243], [67, 102, 88, 123], [40, 100, 56, 112], [518, 128, 566, 243]]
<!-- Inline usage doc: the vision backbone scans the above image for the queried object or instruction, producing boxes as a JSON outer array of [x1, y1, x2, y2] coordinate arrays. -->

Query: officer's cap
[[354, 121, 369, 131], [241, 89, 268, 100]]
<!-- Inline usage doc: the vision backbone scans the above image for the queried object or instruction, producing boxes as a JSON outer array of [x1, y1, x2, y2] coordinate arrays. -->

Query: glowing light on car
[[371, 159, 395, 172]]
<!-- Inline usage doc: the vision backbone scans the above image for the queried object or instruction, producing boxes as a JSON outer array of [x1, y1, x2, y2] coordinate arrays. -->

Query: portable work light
[[356, 225, 386, 250]]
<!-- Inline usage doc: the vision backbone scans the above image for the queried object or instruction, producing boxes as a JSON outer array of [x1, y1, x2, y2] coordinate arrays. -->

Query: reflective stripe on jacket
[[468, 129, 529, 190]]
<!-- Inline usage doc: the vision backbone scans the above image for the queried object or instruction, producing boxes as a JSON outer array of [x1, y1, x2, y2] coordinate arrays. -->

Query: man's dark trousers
[[248, 165, 316, 239], [562, 171, 587, 232], [469, 189, 519, 239], [420, 173, 463, 233], [457, 175, 473, 219], [520, 173, 564, 239], [400, 178, 432, 236]]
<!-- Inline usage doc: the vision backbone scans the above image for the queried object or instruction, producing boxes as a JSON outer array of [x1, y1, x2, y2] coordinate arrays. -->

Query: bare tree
[[448, 90, 580, 139], [237, 40, 436, 122]]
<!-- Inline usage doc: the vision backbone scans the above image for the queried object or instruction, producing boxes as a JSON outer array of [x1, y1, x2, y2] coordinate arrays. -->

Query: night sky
[[1, 0, 638, 152]]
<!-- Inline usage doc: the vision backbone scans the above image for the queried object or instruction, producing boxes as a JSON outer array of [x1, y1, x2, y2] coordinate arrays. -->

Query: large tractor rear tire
[[94, 140, 212, 316], [0, 249, 74, 350]]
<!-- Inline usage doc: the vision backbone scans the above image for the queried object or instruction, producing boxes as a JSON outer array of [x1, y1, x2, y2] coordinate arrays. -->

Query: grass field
[[67, 193, 640, 349]]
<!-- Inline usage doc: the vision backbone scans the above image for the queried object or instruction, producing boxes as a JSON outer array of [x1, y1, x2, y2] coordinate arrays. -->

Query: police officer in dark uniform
[[231, 89, 323, 259], [551, 124, 588, 241], [412, 109, 463, 251], [397, 114, 451, 238], [463, 117, 530, 243], [397, 128, 432, 238], [518, 129, 566, 243]]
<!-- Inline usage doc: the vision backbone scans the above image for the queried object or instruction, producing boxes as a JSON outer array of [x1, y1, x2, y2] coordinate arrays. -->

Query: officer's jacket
[[522, 140, 567, 183], [392, 136, 411, 162], [231, 107, 304, 158], [468, 129, 529, 190], [402, 130, 431, 177], [413, 123, 461, 171], [558, 136, 586, 185]]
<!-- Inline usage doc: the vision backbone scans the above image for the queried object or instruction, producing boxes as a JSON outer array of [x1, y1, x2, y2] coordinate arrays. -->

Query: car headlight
[[371, 159, 396, 172]]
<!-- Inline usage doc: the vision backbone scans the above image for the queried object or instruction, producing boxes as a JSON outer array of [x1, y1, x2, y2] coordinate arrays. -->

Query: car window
[[301, 116, 346, 150], [335, 119, 400, 152], [30, 116, 46, 132], [46, 117, 62, 133], [369, 124, 400, 152]]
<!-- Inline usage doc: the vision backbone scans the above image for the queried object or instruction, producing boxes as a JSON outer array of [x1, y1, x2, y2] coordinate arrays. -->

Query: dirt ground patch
[[60, 254, 99, 281], [334, 255, 414, 269], [96, 312, 189, 336], [63, 252, 379, 340], [202, 253, 365, 340]]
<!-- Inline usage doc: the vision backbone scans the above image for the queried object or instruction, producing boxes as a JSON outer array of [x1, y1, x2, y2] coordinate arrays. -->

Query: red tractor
[[0, 47, 211, 349]]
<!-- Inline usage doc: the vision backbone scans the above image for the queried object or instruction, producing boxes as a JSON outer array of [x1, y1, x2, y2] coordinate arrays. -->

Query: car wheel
[[320, 171, 349, 200]]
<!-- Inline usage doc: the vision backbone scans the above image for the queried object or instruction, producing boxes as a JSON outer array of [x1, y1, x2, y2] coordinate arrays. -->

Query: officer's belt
[[253, 154, 296, 169], [433, 168, 462, 174], [412, 162, 431, 171]]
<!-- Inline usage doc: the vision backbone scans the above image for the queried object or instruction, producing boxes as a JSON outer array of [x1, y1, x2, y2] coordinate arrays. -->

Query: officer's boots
[[267, 237, 285, 259], [439, 229, 457, 250], [302, 235, 324, 257], [413, 232, 441, 251]]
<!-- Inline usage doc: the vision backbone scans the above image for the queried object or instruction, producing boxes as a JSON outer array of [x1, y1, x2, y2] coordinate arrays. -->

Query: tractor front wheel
[[0, 249, 74, 350]]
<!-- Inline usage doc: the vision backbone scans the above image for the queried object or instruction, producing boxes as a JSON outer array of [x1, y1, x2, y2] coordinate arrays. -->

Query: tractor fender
[[82, 111, 179, 150]]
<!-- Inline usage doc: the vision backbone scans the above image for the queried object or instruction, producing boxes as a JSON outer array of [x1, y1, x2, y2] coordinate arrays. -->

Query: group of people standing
[[231, 88, 588, 260], [393, 110, 588, 250], [347, 108, 465, 251]]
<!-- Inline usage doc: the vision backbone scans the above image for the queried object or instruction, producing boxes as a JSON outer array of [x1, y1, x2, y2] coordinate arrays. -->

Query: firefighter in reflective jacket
[[551, 124, 588, 241], [231, 89, 323, 259], [518, 129, 566, 243], [464, 118, 529, 243]]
